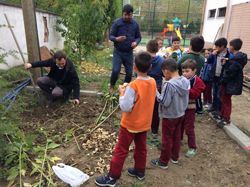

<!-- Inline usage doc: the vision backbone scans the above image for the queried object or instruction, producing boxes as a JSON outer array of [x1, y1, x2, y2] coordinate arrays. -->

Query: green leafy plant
[[146, 135, 162, 150], [4, 131, 37, 186], [131, 178, 153, 187], [55, 0, 110, 63], [112, 118, 120, 127]]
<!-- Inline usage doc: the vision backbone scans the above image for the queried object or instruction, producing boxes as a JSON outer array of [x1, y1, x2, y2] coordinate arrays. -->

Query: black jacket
[[31, 58, 80, 100], [220, 52, 247, 95]]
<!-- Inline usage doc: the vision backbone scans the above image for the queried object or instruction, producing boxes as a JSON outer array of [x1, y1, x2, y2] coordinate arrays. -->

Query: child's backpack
[[200, 61, 213, 84]]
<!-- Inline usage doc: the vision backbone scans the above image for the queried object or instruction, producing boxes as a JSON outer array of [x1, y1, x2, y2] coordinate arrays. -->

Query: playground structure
[[161, 17, 183, 40]]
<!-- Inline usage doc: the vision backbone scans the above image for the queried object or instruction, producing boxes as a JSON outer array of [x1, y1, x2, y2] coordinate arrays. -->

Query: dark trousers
[[36, 77, 63, 101], [151, 87, 161, 133], [108, 126, 147, 180], [160, 116, 184, 165], [110, 49, 134, 86], [221, 85, 232, 121], [212, 76, 222, 108], [181, 109, 197, 149], [203, 83, 212, 104]]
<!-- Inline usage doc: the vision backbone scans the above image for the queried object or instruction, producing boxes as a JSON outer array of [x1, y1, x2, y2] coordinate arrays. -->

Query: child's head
[[181, 59, 197, 79], [229, 38, 242, 53], [190, 36, 205, 52], [161, 58, 178, 80], [155, 38, 163, 49], [214, 37, 228, 52], [205, 48, 213, 59], [146, 40, 159, 54], [134, 51, 152, 73], [172, 36, 181, 50]]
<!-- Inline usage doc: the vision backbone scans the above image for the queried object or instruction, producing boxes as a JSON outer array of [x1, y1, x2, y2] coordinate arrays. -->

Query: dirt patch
[[231, 90, 250, 135], [2, 95, 249, 187]]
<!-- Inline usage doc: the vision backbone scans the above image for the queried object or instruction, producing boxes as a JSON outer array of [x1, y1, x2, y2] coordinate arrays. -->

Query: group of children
[[94, 36, 247, 187]]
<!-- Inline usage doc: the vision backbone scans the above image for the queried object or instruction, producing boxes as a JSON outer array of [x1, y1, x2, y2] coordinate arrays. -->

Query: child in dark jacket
[[214, 38, 247, 126], [181, 59, 205, 158], [146, 39, 165, 136], [206, 38, 233, 115]]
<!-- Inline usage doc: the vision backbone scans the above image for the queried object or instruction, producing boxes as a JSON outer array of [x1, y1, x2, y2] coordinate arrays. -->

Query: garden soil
[[3, 92, 249, 187]]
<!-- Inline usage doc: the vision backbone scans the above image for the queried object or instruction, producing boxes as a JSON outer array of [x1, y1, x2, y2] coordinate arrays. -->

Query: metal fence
[[123, 0, 204, 46]]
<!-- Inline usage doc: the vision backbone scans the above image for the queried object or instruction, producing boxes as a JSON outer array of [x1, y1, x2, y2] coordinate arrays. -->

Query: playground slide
[[175, 28, 183, 40]]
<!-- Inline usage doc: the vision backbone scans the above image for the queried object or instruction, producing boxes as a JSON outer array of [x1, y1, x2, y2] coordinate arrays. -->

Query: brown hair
[[146, 40, 159, 53], [181, 59, 197, 70]]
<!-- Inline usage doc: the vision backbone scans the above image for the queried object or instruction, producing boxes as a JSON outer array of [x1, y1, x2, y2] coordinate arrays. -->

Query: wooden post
[[21, 0, 42, 83]]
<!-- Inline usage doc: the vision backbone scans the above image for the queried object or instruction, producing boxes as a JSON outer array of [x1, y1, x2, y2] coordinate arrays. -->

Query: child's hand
[[222, 58, 228, 65], [118, 83, 128, 94], [186, 49, 190, 53], [212, 50, 218, 55]]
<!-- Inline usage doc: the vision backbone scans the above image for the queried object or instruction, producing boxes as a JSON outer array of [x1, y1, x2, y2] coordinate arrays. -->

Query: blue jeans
[[110, 49, 134, 85], [167, 38, 172, 46], [212, 76, 222, 109]]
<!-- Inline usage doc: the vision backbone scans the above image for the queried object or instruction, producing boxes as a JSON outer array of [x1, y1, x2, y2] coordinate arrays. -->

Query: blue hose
[[0, 78, 31, 112]]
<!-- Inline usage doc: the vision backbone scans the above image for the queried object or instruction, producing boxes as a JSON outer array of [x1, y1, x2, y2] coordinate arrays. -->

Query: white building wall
[[202, 0, 249, 43], [0, 3, 65, 70], [202, 0, 227, 43]]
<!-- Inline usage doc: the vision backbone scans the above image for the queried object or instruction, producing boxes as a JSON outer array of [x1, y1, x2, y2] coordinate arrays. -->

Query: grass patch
[[236, 125, 250, 137]]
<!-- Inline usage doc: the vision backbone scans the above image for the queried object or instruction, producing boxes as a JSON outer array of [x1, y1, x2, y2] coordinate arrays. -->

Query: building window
[[218, 7, 226, 17], [209, 9, 216, 18]]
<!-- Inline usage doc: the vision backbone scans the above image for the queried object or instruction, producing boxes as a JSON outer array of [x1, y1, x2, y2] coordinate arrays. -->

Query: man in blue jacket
[[206, 38, 233, 115], [109, 4, 141, 93]]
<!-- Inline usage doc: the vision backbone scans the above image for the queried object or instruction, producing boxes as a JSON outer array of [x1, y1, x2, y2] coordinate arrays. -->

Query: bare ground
[[1, 94, 250, 187]]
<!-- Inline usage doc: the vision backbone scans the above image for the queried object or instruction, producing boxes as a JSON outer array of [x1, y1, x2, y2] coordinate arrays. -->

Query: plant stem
[[5, 133, 12, 144], [19, 145, 22, 187], [39, 136, 49, 187], [73, 133, 81, 151], [90, 104, 119, 133], [95, 99, 108, 124], [26, 156, 55, 186]]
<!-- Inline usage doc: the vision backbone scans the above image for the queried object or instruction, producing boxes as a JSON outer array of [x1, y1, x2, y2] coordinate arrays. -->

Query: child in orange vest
[[95, 51, 157, 187]]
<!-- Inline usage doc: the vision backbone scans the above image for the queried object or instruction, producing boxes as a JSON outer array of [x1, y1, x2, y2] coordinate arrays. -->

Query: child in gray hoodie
[[151, 58, 190, 169]]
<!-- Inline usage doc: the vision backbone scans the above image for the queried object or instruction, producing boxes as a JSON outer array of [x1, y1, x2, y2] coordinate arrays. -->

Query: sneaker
[[170, 157, 178, 164], [185, 148, 197, 158], [206, 105, 217, 112], [217, 119, 231, 127], [150, 158, 168, 169], [127, 168, 145, 180], [211, 109, 221, 116], [95, 175, 116, 187], [46, 99, 54, 106], [202, 101, 207, 105], [151, 129, 159, 137], [213, 115, 222, 120], [204, 103, 212, 108]]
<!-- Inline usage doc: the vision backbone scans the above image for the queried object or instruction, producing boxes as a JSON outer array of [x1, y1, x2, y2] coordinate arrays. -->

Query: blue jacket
[[147, 55, 165, 87], [109, 17, 141, 52], [204, 48, 233, 82]]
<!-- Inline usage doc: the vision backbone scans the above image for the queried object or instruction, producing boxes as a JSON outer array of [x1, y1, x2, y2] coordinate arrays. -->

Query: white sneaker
[[204, 103, 212, 108]]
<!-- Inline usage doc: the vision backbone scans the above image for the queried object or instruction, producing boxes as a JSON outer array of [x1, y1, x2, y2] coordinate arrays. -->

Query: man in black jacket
[[24, 51, 80, 105]]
